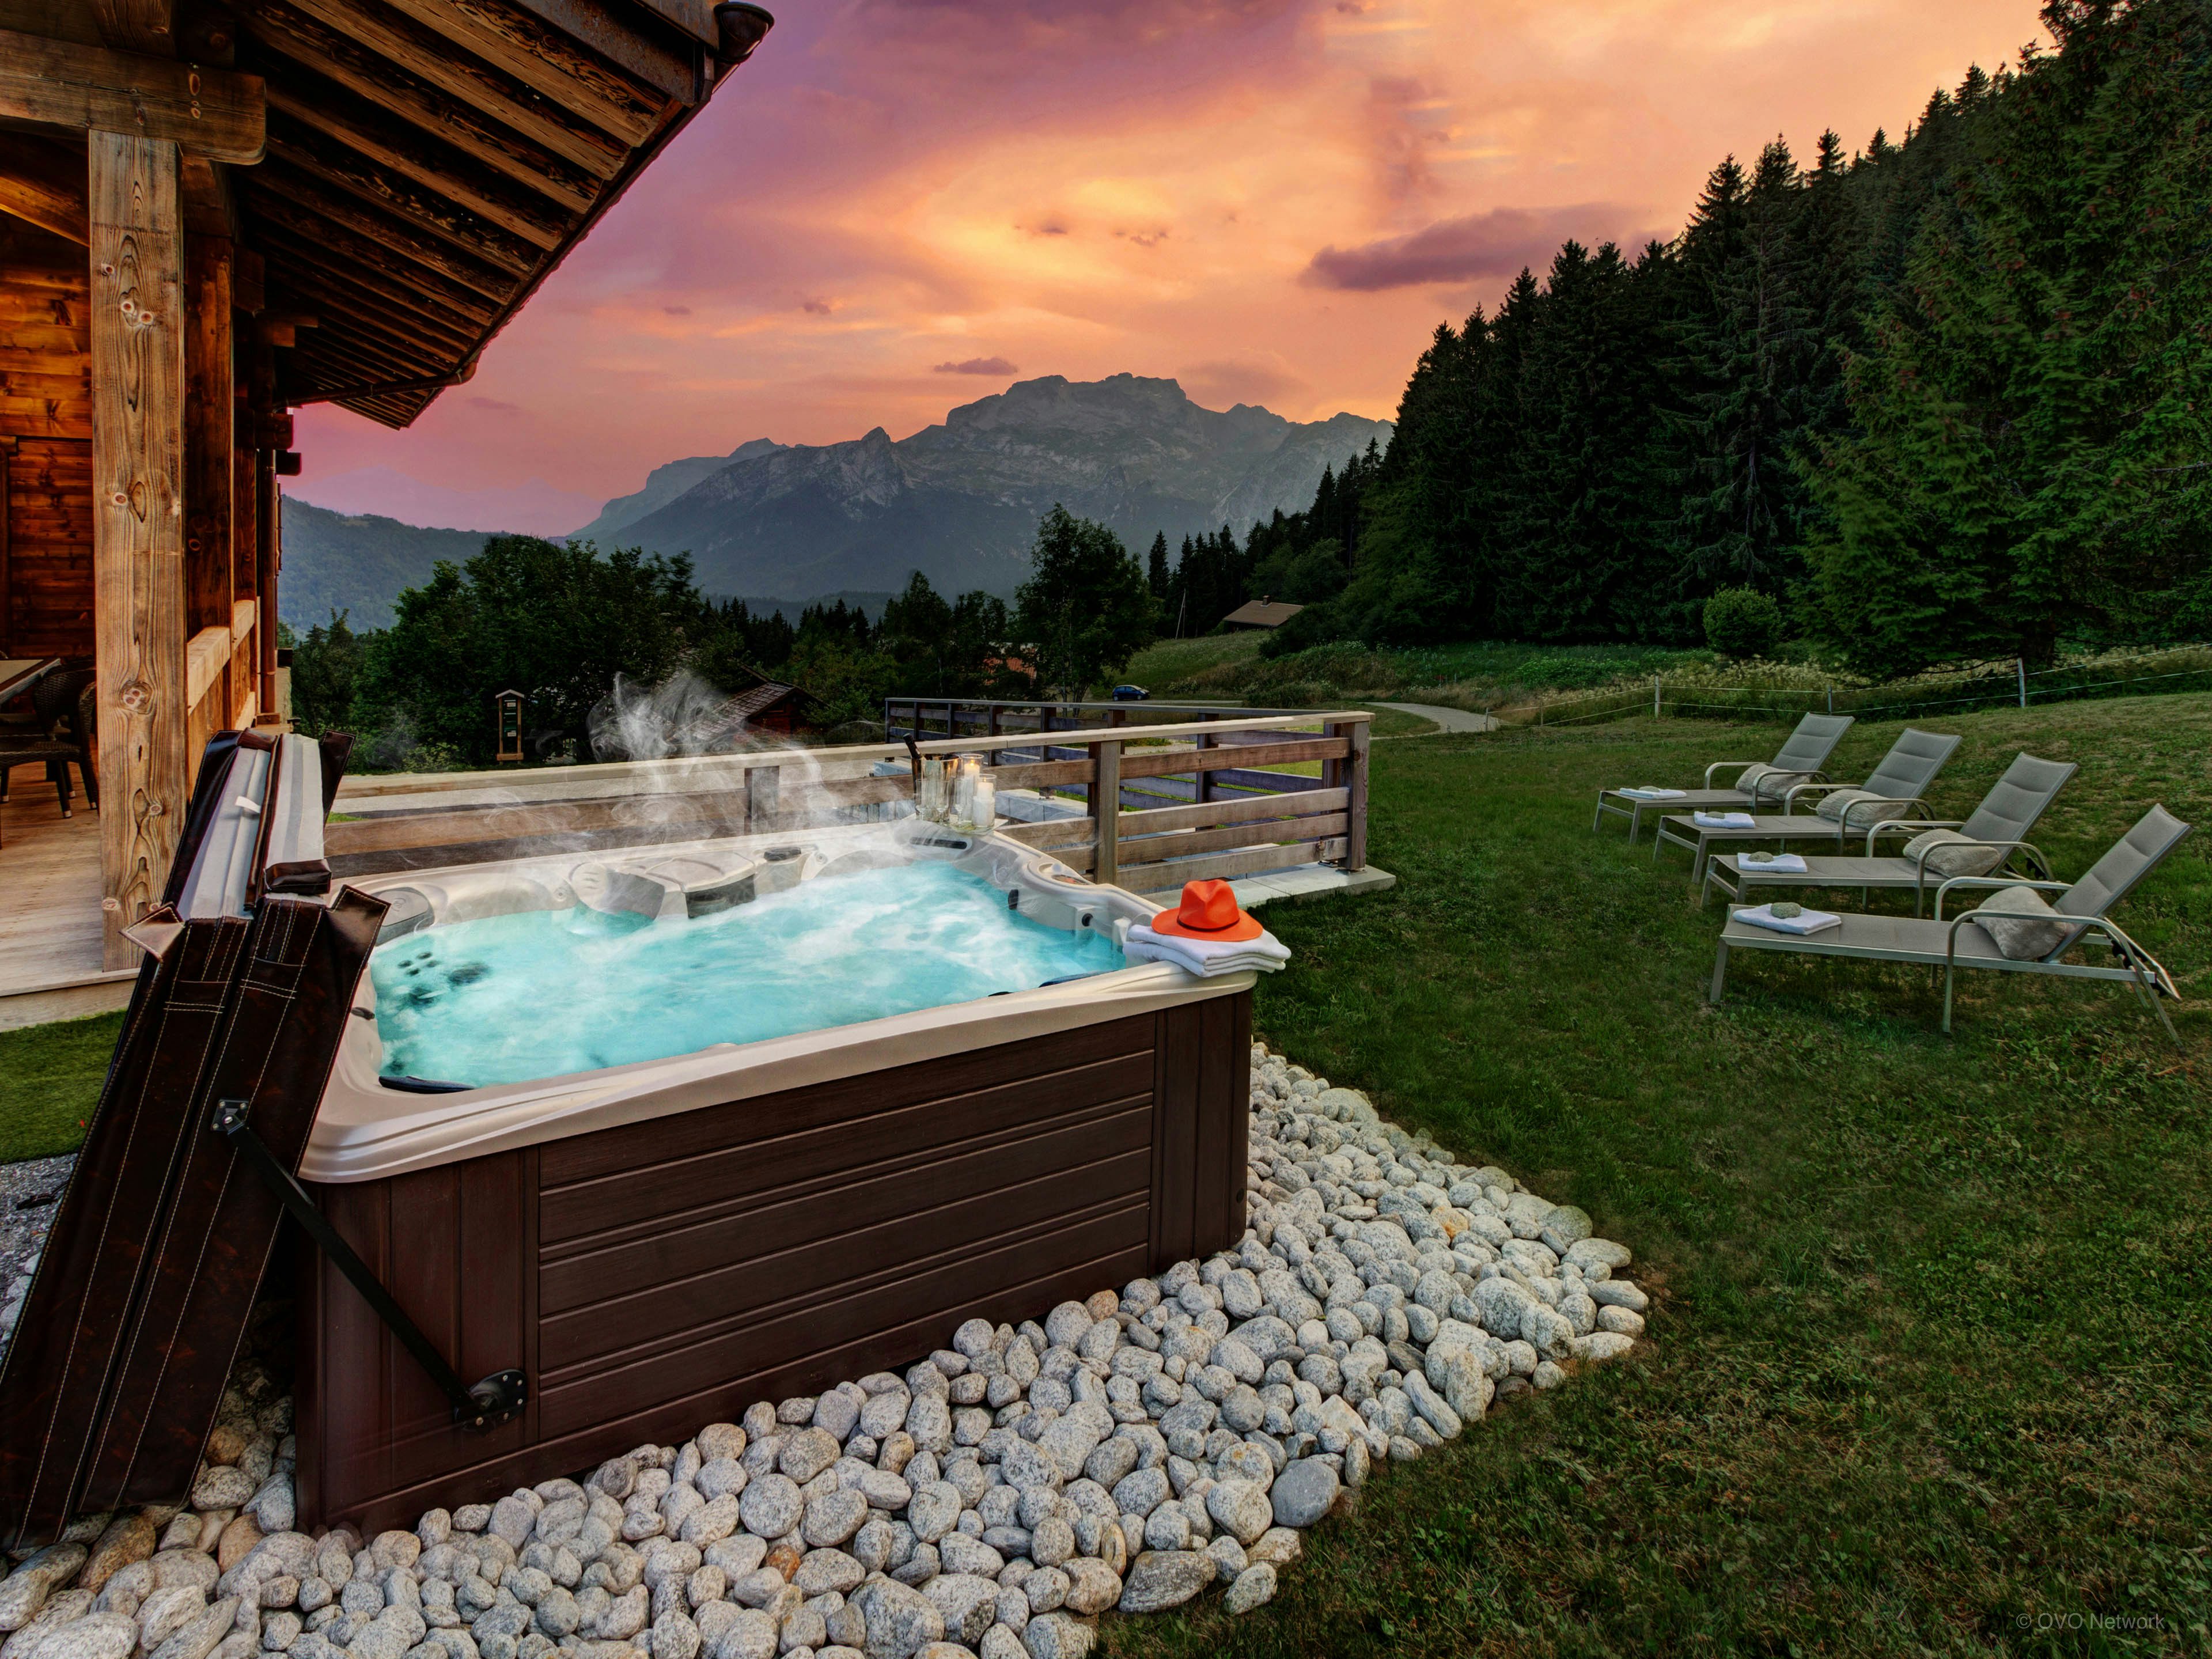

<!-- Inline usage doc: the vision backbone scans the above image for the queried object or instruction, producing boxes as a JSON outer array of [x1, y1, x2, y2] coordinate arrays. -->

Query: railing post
[[1094, 739, 1121, 888], [1322, 718, 1343, 793], [745, 764, 779, 832], [1344, 720, 1369, 872], [1196, 713, 1215, 806]]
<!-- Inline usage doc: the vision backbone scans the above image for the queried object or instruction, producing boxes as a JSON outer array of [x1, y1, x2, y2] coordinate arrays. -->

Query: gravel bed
[[0, 1154, 75, 1355], [0, 1045, 1645, 1659]]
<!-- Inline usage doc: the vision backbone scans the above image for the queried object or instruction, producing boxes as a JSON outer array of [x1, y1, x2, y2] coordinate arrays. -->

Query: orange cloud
[[296, 0, 2047, 527]]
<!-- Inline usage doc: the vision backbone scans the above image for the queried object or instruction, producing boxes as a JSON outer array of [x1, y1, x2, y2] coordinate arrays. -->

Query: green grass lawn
[[1113, 692, 2212, 1658], [3, 696, 2206, 1654], [0, 1010, 123, 1162]]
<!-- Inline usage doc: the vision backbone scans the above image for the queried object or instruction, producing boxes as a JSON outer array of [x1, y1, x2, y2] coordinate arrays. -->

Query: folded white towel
[[1693, 811, 1757, 829], [1617, 786, 1686, 800], [1732, 904, 1842, 936], [1732, 852, 1809, 874], [1125, 924, 1291, 976]]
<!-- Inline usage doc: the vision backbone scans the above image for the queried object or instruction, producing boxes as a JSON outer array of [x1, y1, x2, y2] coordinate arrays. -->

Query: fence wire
[[1488, 649, 2212, 730]]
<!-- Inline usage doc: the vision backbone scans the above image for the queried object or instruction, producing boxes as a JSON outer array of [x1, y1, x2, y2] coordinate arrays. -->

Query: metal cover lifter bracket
[[210, 1097, 527, 1433]]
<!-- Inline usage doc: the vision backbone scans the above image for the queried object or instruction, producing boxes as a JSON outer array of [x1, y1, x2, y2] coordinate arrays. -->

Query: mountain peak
[[566, 373, 1391, 603]]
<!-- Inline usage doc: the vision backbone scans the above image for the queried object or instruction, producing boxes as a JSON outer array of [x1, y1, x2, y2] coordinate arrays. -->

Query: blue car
[[1111, 684, 1150, 702]]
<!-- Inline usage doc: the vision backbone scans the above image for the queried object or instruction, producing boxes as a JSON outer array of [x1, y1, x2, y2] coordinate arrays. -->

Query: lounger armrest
[[1869, 817, 1964, 857], [1931, 873, 2069, 921], [1703, 761, 1761, 787]]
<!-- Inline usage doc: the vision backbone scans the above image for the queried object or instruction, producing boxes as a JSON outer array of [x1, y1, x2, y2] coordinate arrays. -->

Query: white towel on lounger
[[1124, 924, 1291, 976], [1731, 904, 1842, 936], [1616, 786, 1687, 800], [1732, 851, 1809, 874], [1693, 810, 1757, 829]]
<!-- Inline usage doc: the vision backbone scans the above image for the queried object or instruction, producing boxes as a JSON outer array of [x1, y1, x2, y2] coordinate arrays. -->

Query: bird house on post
[[494, 690, 525, 764]]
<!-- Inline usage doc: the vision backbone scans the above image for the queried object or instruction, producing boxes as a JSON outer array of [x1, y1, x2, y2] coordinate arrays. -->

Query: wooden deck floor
[[0, 767, 132, 1029]]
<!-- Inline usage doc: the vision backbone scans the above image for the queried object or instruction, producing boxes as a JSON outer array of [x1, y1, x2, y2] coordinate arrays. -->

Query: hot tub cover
[[0, 731, 383, 1547]]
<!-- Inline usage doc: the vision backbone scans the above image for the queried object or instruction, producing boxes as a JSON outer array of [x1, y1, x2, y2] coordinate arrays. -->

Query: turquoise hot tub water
[[369, 862, 1126, 1089]]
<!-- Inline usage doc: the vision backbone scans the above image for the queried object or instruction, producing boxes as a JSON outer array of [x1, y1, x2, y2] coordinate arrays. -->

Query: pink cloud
[[294, 0, 2047, 519], [934, 357, 1020, 374], [1302, 203, 1649, 291]]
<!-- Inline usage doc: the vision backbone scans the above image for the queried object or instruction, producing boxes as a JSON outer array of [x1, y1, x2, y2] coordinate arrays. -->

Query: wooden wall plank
[[90, 131, 187, 966]]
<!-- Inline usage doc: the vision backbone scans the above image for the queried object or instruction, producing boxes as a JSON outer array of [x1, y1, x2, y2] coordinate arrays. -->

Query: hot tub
[[297, 820, 1252, 1532]]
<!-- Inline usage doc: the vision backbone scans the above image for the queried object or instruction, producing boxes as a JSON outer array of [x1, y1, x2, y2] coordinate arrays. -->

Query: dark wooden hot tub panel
[[298, 996, 1251, 1532]]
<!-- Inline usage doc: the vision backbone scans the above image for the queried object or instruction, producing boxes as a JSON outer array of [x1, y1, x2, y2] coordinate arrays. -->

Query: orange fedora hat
[[1150, 878, 1264, 942]]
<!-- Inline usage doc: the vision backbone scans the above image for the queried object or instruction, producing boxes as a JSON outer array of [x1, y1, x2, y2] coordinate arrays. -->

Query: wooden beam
[[0, 135, 89, 245], [242, 168, 518, 302], [90, 0, 174, 54], [183, 230, 232, 634], [252, 217, 498, 327], [264, 85, 567, 249], [506, 0, 705, 98], [264, 117, 545, 274], [177, 151, 234, 236], [272, 0, 626, 181], [90, 130, 188, 967], [605, 0, 715, 47], [244, 5, 599, 212], [0, 28, 264, 164], [379, 0, 668, 142], [259, 253, 485, 358]]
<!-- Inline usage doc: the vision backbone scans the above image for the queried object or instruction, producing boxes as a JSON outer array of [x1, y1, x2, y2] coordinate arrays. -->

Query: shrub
[[1704, 587, 1783, 659]]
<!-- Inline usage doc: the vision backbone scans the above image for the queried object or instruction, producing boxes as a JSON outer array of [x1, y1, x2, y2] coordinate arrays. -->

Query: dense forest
[[291, 507, 1154, 766], [1187, 0, 2212, 675]]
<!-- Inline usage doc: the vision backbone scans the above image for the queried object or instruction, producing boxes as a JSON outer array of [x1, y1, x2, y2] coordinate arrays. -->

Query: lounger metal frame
[[1593, 714, 1854, 842], [1706, 810, 2191, 1043]]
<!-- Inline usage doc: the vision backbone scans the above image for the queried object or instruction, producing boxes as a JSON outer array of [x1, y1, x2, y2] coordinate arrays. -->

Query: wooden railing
[[183, 598, 257, 767], [327, 712, 1372, 894]]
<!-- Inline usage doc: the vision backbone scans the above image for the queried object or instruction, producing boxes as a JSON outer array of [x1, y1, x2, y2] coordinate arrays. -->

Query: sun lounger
[[1707, 804, 2191, 1040], [1592, 713, 1854, 841], [1702, 752, 2078, 913], [1654, 726, 1963, 882]]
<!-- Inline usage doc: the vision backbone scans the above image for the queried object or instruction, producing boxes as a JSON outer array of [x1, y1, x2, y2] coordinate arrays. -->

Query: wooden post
[[744, 764, 778, 832], [1321, 718, 1343, 793], [1195, 714, 1214, 806], [183, 231, 233, 639], [254, 450, 276, 712], [90, 131, 188, 967], [1093, 739, 1121, 889], [1344, 720, 1369, 872]]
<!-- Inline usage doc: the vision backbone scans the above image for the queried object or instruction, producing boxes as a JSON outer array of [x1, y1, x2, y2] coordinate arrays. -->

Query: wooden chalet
[[0, 0, 773, 973]]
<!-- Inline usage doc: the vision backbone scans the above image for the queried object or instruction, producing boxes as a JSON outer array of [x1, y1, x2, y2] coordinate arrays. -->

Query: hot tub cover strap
[[210, 1098, 528, 1434]]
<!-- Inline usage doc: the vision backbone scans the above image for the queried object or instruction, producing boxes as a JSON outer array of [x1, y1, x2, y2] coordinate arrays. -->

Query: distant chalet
[[1224, 599, 1306, 631]]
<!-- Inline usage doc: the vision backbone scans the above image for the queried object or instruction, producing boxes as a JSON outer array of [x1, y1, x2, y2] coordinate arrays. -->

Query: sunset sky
[[291, 0, 2048, 534]]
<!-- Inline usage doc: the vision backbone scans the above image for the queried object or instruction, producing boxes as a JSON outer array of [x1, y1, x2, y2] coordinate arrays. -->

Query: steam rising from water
[[358, 671, 904, 873], [588, 670, 751, 762]]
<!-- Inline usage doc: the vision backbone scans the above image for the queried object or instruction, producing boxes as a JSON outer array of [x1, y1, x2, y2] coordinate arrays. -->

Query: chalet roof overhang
[[0, 0, 772, 429]]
